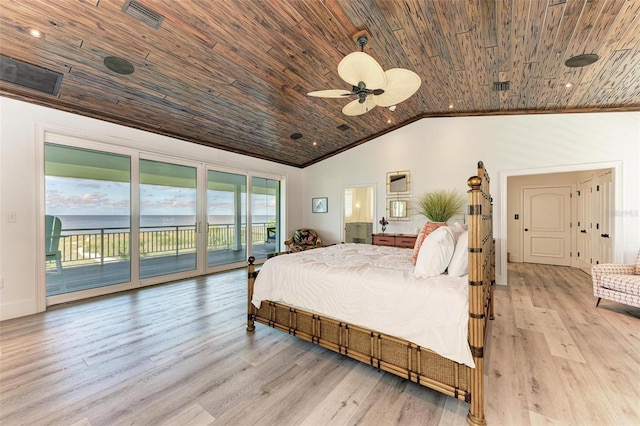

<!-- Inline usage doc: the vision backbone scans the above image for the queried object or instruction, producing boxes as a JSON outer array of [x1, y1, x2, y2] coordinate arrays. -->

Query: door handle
[[580, 230, 587, 233], [601, 233, 609, 238], [524, 228, 528, 231]]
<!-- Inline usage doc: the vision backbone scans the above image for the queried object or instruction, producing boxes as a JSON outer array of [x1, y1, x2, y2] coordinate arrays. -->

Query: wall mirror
[[387, 170, 410, 195], [387, 198, 410, 220]]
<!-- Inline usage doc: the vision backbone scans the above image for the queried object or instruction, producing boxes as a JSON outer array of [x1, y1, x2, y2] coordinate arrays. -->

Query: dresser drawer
[[395, 236, 417, 248], [372, 235, 395, 246]]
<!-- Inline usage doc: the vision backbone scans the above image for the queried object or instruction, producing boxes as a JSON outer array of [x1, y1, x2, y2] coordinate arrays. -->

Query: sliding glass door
[[251, 177, 280, 259], [43, 137, 285, 303], [44, 143, 131, 296], [139, 159, 198, 279], [207, 170, 247, 268]]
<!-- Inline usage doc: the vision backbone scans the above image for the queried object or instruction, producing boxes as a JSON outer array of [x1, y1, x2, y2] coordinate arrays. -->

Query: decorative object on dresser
[[378, 216, 389, 233], [372, 233, 417, 248]]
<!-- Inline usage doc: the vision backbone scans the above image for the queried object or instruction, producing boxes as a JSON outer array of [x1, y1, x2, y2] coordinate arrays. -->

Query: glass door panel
[[207, 170, 247, 267], [251, 177, 280, 259], [139, 159, 197, 279], [45, 143, 131, 296]]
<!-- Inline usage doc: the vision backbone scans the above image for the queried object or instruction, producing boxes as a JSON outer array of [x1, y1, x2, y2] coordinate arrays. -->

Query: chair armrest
[[592, 264, 635, 275], [315, 237, 323, 247], [284, 237, 293, 247], [592, 263, 636, 292]]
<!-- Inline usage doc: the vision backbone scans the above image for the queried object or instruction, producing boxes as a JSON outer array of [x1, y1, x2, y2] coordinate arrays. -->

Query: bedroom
[[1, 0, 640, 425]]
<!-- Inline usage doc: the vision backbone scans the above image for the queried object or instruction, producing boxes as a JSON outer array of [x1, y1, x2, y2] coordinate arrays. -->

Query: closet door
[[594, 171, 613, 265], [575, 178, 592, 273]]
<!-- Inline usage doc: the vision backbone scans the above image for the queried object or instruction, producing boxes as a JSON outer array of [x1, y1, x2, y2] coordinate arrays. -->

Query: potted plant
[[416, 189, 465, 224]]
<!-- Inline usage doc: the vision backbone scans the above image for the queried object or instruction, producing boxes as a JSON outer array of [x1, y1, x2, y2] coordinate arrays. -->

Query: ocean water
[[55, 215, 275, 231]]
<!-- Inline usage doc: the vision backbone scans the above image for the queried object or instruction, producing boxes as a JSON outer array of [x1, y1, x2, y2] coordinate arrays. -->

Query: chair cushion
[[293, 229, 317, 247], [600, 274, 640, 296]]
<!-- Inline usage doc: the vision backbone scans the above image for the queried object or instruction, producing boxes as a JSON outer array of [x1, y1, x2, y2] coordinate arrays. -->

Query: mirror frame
[[387, 197, 410, 221], [386, 170, 410, 195]]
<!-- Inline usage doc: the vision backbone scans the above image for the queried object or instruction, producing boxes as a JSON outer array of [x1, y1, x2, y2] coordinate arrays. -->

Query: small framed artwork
[[312, 197, 328, 213]]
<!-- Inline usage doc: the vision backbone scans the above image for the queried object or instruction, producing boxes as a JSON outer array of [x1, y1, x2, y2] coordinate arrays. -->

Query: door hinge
[[597, 185, 600, 191], [570, 251, 572, 257], [577, 190, 581, 196], [577, 251, 580, 257], [596, 223, 600, 230]]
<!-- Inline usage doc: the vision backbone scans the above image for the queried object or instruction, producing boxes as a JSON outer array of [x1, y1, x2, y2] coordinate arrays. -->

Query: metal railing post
[[100, 229, 105, 265]]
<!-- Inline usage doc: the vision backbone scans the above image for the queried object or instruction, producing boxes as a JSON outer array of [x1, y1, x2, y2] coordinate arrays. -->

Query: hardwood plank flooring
[[1, 263, 639, 426]]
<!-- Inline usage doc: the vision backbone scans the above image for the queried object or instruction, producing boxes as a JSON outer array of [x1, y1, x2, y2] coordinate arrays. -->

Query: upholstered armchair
[[284, 228, 323, 253], [591, 249, 640, 308]]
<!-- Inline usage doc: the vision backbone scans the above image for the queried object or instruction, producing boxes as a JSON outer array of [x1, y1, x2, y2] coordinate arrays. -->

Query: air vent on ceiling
[[122, 0, 164, 29], [493, 81, 510, 92], [337, 124, 351, 131], [0, 55, 63, 96]]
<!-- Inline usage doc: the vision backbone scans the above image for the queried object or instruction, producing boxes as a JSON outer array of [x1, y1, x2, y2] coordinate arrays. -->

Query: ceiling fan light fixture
[[307, 34, 421, 116], [389, 105, 396, 111]]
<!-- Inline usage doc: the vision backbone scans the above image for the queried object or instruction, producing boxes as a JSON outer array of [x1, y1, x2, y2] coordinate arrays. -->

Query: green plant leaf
[[416, 189, 465, 222]]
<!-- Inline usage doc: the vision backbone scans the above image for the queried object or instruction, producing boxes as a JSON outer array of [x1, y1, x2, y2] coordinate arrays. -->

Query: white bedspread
[[252, 243, 474, 367]]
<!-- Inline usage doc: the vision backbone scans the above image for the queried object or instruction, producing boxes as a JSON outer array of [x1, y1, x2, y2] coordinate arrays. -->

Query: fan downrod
[[356, 36, 368, 51]]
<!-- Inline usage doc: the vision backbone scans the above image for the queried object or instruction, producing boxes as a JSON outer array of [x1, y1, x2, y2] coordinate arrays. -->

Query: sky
[[46, 176, 275, 217]]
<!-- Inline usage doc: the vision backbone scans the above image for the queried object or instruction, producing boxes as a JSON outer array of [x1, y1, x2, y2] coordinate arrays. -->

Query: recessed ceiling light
[[565, 82, 573, 88], [104, 56, 134, 75], [387, 119, 392, 124], [449, 104, 454, 109], [565, 54, 599, 68], [28, 28, 43, 38], [388, 105, 396, 112], [312, 141, 317, 146]]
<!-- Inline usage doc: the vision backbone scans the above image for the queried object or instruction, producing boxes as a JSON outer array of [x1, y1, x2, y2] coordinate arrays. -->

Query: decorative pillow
[[293, 229, 316, 247], [448, 230, 469, 277], [415, 226, 455, 278], [448, 222, 467, 244], [412, 221, 447, 265]]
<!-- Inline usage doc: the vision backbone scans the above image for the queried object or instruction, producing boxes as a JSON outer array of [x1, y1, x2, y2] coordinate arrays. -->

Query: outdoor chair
[[45, 215, 63, 274]]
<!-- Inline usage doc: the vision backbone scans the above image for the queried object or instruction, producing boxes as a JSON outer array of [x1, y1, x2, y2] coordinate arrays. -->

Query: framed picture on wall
[[312, 197, 328, 213]]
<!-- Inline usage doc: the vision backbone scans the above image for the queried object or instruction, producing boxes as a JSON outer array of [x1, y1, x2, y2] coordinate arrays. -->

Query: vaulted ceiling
[[1, 0, 638, 168]]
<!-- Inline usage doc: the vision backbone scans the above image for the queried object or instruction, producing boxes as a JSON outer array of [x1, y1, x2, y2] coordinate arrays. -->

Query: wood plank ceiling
[[1, 0, 638, 168]]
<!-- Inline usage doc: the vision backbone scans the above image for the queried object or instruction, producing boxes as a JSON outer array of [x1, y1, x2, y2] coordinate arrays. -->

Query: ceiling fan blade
[[342, 97, 377, 116], [373, 68, 421, 107], [307, 89, 353, 98], [337, 52, 386, 89]]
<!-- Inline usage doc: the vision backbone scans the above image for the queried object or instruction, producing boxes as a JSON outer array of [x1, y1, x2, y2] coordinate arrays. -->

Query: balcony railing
[[50, 223, 272, 268]]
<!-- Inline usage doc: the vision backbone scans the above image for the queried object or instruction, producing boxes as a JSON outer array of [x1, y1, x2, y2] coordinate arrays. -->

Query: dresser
[[371, 233, 417, 248]]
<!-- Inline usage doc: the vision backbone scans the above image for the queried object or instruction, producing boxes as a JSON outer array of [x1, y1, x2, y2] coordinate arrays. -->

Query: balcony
[[46, 223, 276, 296]]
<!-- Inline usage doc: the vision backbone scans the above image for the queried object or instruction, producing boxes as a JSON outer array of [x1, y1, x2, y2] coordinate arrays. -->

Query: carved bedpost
[[247, 256, 256, 332], [466, 171, 486, 426]]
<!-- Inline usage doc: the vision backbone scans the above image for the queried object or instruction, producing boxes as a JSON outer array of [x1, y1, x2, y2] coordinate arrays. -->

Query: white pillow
[[448, 230, 469, 277], [415, 226, 455, 278], [448, 222, 467, 243]]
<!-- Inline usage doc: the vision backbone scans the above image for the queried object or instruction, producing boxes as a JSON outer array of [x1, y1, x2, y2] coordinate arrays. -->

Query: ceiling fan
[[308, 36, 421, 116]]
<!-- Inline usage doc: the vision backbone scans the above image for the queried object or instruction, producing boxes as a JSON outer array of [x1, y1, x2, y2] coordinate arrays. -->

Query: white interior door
[[595, 171, 613, 265], [575, 178, 592, 273], [523, 186, 572, 266]]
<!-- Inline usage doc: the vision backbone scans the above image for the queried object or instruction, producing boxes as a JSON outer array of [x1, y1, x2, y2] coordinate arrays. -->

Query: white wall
[[302, 112, 640, 285], [0, 97, 304, 320]]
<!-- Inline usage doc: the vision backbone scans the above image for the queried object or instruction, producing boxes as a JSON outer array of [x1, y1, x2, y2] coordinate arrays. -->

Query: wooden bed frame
[[247, 161, 495, 426]]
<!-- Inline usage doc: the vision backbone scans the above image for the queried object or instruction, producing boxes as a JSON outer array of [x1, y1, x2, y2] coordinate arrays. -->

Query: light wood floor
[[1, 263, 639, 426]]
